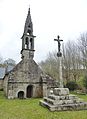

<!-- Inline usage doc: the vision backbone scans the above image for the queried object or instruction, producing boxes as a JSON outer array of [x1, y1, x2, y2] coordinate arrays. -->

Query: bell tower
[[21, 7, 36, 59]]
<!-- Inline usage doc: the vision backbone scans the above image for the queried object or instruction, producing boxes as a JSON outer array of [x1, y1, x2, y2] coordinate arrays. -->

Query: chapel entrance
[[26, 85, 33, 98], [18, 91, 24, 99]]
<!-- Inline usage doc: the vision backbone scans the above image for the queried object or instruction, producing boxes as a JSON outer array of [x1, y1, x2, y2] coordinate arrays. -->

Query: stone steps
[[39, 100, 56, 111], [40, 88, 87, 111], [48, 94, 79, 100], [44, 97, 58, 105], [43, 96, 83, 106], [40, 100, 87, 111]]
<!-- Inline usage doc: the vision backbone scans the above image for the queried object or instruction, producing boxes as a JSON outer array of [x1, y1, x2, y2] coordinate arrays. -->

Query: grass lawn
[[0, 91, 87, 119]]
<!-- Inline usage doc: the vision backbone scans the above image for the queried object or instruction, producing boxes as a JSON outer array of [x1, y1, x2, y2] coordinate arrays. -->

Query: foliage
[[65, 81, 78, 91], [78, 32, 87, 69], [0, 54, 3, 64], [76, 76, 84, 90], [0, 88, 3, 91], [83, 74, 87, 89], [4, 58, 16, 65], [40, 51, 59, 80], [0, 91, 87, 119]]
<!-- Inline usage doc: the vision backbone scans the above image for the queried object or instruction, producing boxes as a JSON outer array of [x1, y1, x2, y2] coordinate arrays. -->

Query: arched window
[[25, 37, 29, 49], [25, 37, 28, 44], [30, 38, 33, 49]]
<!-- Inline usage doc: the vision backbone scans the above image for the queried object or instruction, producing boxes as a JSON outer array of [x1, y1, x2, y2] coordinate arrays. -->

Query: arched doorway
[[18, 91, 24, 99], [26, 85, 33, 98]]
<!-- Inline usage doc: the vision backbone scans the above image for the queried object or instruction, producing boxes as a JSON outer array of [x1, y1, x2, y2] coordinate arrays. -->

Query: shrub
[[83, 75, 87, 90], [77, 76, 84, 90], [66, 81, 78, 91], [0, 88, 3, 91]]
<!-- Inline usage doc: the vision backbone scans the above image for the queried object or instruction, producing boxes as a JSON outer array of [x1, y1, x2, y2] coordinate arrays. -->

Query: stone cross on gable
[[54, 35, 63, 57]]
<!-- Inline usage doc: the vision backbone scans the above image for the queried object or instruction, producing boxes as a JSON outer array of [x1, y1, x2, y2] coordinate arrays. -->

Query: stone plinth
[[39, 88, 87, 111], [53, 88, 69, 96]]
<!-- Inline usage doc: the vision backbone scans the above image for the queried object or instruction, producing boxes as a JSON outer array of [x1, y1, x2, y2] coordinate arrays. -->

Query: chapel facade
[[3, 8, 55, 99]]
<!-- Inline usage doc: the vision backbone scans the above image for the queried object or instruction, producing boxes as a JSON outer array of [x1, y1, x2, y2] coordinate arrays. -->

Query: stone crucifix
[[54, 35, 63, 88]]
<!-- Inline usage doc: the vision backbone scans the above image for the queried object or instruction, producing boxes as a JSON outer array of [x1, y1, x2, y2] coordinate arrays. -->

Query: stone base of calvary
[[40, 88, 87, 111]]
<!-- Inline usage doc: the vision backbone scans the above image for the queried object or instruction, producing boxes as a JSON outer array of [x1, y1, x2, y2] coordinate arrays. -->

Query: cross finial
[[54, 35, 63, 57], [28, 5, 30, 15]]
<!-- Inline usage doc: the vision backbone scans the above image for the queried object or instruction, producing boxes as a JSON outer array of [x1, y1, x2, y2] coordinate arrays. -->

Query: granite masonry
[[3, 8, 56, 99], [40, 88, 87, 111]]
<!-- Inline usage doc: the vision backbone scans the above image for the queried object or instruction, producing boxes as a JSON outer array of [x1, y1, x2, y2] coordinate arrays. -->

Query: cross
[[54, 35, 63, 88], [54, 35, 63, 57]]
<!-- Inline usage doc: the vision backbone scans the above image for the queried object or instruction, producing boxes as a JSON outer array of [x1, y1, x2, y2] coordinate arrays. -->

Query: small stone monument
[[40, 35, 87, 111]]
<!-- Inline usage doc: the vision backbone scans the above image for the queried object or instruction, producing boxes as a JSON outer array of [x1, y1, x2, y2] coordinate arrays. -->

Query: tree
[[0, 54, 3, 64], [78, 32, 87, 70], [4, 58, 16, 65], [40, 51, 60, 80], [62, 40, 81, 83], [83, 74, 87, 92], [0, 55, 4, 67], [66, 81, 78, 91]]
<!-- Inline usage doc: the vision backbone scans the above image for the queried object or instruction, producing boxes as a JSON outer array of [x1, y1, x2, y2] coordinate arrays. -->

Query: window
[[25, 37, 29, 49]]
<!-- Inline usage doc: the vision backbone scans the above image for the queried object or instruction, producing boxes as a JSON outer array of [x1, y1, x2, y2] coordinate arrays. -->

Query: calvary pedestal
[[40, 88, 87, 111]]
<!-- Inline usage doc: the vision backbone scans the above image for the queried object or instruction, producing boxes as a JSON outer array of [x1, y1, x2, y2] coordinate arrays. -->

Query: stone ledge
[[40, 100, 87, 111], [40, 88, 87, 111], [53, 88, 69, 96]]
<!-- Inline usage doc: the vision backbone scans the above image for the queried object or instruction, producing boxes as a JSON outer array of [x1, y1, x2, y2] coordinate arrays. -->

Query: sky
[[0, 0, 87, 63]]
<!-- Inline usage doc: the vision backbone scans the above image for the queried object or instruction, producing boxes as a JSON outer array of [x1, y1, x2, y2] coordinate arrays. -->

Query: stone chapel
[[3, 8, 55, 99]]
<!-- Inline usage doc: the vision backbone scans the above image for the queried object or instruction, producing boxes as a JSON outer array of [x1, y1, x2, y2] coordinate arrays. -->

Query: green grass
[[0, 91, 87, 119]]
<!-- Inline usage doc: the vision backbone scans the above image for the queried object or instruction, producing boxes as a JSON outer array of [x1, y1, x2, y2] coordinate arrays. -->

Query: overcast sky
[[0, 0, 87, 63]]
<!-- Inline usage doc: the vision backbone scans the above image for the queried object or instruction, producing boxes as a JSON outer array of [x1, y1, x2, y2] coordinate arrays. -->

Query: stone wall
[[7, 82, 47, 99], [0, 79, 3, 90], [3, 58, 55, 99], [3, 75, 9, 96]]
